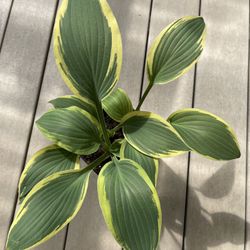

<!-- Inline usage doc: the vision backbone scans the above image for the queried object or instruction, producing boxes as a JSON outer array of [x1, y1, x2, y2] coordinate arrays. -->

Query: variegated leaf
[[49, 95, 98, 120], [54, 0, 122, 103], [168, 108, 241, 160], [120, 140, 158, 185], [19, 145, 80, 202], [102, 88, 133, 122], [36, 107, 102, 155], [122, 111, 190, 158], [98, 158, 162, 250], [7, 169, 91, 249], [147, 16, 206, 85]]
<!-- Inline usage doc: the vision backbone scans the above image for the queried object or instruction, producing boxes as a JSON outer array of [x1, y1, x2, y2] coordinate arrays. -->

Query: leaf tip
[[35, 118, 43, 130], [48, 99, 55, 106], [235, 148, 241, 159]]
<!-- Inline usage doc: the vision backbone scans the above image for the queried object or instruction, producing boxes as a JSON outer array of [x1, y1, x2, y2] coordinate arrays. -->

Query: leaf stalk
[[96, 100, 112, 147], [81, 151, 110, 173], [110, 123, 123, 134], [136, 83, 153, 110]]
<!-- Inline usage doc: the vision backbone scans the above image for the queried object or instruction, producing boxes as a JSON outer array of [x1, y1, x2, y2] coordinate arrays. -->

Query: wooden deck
[[0, 0, 249, 249]]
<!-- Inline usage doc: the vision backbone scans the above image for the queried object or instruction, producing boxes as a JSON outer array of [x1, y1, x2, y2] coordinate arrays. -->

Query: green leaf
[[110, 139, 124, 157], [36, 107, 102, 155], [7, 169, 91, 250], [120, 141, 158, 185], [19, 145, 80, 202], [122, 111, 190, 158], [168, 108, 241, 160], [49, 95, 98, 120], [147, 16, 206, 85], [98, 158, 162, 250], [54, 0, 122, 103], [102, 88, 133, 122]]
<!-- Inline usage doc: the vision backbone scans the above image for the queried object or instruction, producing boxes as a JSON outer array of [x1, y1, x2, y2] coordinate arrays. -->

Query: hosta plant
[[7, 0, 241, 249]]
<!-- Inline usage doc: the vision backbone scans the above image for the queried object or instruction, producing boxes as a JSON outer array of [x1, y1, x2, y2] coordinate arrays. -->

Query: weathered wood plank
[[23, 45, 68, 250], [140, 1, 200, 249], [247, 24, 250, 250], [0, 0, 58, 247], [109, 0, 153, 106], [0, 0, 13, 48], [185, 0, 249, 249], [64, 1, 153, 249]]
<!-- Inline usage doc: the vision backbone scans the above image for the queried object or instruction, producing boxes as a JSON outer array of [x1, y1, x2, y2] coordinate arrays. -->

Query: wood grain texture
[[0, 0, 13, 47], [65, 1, 153, 249], [108, 0, 152, 107], [0, 0, 58, 247], [140, 1, 200, 249], [185, 0, 249, 249], [1, 0, 249, 250], [23, 44, 68, 249], [247, 18, 250, 250]]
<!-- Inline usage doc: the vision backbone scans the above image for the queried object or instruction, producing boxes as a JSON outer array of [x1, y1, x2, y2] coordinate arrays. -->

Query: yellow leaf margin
[[53, 0, 122, 100], [97, 159, 162, 249]]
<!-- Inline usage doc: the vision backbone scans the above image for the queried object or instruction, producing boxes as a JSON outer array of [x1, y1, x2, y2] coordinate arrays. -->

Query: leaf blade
[[122, 111, 190, 158], [54, 0, 122, 102], [168, 108, 241, 160], [102, 88, 133, 122], [98, 159, 162, 250], [7, 169, 91, 250], [147, 16, 206, 85], [49, 95, 98, 120], [36, 107, 102, 155], [19, 145, 80, 202], [120, 140, 158, 185]]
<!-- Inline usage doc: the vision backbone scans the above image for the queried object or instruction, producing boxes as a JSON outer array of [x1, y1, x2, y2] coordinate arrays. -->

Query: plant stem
[[110, 123, 123, 134], [96, 100, 111, 147], [81, 151, 110, 173], [111, 82, 154, 133], [136, 83, 153, 110]]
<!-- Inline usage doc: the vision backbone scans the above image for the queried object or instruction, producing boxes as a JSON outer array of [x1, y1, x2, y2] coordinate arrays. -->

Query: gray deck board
[[185, 0, 249, 249], [0, 0, 13, 49], [0, 0, 58, 247], [23, 43, 68, 250], [0, 0, 249, 249], [247, 30, 250, 249], [140, 1, 200, 249]]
